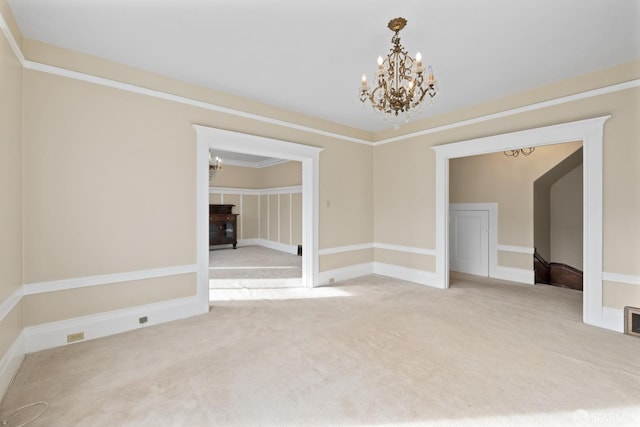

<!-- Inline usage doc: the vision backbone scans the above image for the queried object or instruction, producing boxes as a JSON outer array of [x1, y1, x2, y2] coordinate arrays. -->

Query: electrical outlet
[[67, 332, 84, 343], [139, 316, 148, 324], [329, 277, 335, 284]]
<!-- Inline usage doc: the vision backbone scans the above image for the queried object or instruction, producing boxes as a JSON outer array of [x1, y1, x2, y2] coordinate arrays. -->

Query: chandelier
[[504, 147, 535, 157], [359, 17, 438, 122], [209, 150, 222, 181]]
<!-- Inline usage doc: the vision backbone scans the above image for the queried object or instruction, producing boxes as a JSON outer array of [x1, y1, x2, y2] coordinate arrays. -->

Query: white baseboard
[[318, 262, 374, 286], [601, 306, 624, 333], [24, 296, 200, 354], [492, 266, 535, 285], [374, 262, 440, 288], [0, 331, 25, 401], [239, 239, 298, 255]]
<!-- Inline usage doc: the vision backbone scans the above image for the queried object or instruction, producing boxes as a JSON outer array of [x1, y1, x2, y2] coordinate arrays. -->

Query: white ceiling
[[7, 0, 640, 132]]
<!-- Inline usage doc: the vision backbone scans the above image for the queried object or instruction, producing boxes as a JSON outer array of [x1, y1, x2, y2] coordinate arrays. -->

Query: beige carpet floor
[[209, 245, 302, 289], [2, 274, 640, 426]]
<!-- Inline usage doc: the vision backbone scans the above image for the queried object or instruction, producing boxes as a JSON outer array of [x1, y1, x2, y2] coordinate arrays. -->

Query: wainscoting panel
[[211, 187, 302, 248]]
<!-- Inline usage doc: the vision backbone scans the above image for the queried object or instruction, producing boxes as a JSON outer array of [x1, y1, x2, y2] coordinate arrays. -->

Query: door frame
[[194, 125, 323, 313], [433, 116, 609, 329], [450, 203, 495, 277]]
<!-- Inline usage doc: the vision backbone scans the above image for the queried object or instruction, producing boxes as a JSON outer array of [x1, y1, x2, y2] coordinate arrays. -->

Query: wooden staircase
[[534, 250, 583, 291]]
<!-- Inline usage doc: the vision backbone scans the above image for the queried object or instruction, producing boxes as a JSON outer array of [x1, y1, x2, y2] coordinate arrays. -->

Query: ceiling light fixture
[[504, 147, 535, 157], [209, 150, 222, 181], [359, 17, 438, 125]]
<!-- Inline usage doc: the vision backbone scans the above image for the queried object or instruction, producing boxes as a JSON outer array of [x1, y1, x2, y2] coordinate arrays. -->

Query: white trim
[[24, 61, 371, 146], [497, 245, 535, 255], [318, 263, 374, 286], [373, 242, 437, 257], [267, 193, 270, 241], [0, 331, 25, 401], [319, 243, 373, 256], [434, 116, 610, 329], [450, 203, 500, 282], [252, 239, 298, 255], [374, 262, 439, 287], [196, 125, 322, 314], [19, 62, 640, 149], [493, 266, 536, 285], [230, 238, 297, 255], [24, 296, 199, 354], [317, 242, 438, 257], [0, 286, 24, 323], [0, 4, 633, 149], [601, 306, 624, 333], [221, 158, 289, 168], [603, 272, 640, 287], [24, 264, 198, 295], [0, 12, 25, 65], [277, 194, 281, 243], [375, 80, 640, 146], [210, 186, 303, 196]]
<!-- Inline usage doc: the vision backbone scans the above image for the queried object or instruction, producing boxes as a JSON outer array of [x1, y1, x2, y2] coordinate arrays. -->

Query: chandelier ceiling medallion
[[359, 17, 438, 124]]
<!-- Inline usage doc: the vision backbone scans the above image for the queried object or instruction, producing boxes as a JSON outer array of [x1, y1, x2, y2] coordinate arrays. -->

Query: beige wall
[[321, 140, 373, 249], [209, 192, 302, 245], [211, 161, 303, 245], [211, 161, 301, 189], [534, 148, 583, 261], [258, 161, 301, 189], [450, 143, 582, 252], [550, 164, 583, 269], [0, 22, 23, 361], [210, 165, 259, 188], [1, 4, 639, 346], [373, 63, 640, 306], [18, 65, 372, 325]]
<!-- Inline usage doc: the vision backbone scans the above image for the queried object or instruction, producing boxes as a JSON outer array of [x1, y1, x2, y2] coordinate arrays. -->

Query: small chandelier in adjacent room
[[359, 17, 438, 124], [209, 150, 222, 181], [504, 147, 535, 157]]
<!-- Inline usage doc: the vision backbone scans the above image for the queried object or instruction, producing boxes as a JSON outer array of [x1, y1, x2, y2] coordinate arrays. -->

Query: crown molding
[[1, 10, 639, 148], [0, 11, 24, 65], [221, 157, 289, 168], [374, 79, 640, 146]]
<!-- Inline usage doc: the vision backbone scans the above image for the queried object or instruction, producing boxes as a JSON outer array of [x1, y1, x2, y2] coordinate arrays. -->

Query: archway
[[194, 126, 322, 313], [433, 116, 609, 329]]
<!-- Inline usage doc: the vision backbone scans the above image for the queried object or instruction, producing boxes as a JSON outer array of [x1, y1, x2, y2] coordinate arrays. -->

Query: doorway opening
[[206, 150, 304, 298], [433, 116, 609, 329], [194, 125, 322, 313]]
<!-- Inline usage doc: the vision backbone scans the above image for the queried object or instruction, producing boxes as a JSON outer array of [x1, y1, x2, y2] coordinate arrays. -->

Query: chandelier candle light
[[209, 150, 222, 181], [360, 17, 438, 123]]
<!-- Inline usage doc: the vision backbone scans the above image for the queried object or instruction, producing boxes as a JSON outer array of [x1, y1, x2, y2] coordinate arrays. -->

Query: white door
[[449, 210, 489, 276]]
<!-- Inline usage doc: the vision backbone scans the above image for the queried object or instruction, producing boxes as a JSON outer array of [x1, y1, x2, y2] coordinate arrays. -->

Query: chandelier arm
[[359, 17, 437, 122]]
